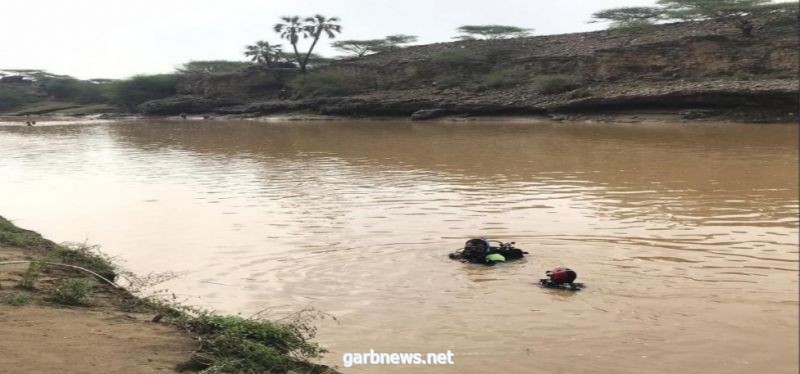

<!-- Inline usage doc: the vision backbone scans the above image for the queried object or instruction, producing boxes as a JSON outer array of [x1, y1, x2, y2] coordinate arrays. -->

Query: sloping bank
[[0, 215, 338, 374]]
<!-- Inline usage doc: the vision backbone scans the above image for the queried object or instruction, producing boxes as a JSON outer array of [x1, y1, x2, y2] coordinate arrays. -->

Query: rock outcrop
[[138, 95, 241, 115]]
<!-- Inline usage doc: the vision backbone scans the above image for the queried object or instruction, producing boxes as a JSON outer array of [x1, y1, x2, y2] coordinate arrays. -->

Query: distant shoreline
[[2, 108, 798, 126]]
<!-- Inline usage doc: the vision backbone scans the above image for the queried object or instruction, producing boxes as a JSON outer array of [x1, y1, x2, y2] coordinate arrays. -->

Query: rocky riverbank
[[132, 12, 798, 122], [2, 11, 797, 123]]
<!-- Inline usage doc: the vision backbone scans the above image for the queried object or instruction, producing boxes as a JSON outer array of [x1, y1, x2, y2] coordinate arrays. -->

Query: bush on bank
[[105, 74, 180, 111]]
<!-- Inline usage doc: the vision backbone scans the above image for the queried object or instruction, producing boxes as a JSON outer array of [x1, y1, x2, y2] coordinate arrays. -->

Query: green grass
[[0, 216, 46, 247], [2, 293, 32, 306], [48, 278, 93, 306]]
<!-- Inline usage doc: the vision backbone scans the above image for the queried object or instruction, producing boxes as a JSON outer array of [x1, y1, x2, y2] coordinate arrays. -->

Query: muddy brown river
[[0, 119, 797, 373]]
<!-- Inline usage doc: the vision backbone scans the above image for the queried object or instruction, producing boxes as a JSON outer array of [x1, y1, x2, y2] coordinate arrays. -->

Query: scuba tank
[[449, 238, 528, 265]]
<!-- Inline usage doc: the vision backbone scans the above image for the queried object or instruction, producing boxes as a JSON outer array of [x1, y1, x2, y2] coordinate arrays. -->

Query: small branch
[[0, 260, 122, 289]]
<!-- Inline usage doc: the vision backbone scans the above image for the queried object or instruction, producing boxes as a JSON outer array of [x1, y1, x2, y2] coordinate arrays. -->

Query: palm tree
[[244, 41, 282, 67], [274, 16, 310, 72], [300, 15, 342, 72]]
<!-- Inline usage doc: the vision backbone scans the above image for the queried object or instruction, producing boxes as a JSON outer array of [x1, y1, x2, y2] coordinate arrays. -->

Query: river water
[[0, 118, 797, 373]]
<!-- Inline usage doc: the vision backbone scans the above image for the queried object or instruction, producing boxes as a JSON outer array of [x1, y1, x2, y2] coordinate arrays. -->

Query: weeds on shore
[[185, 309, 331, 374], [18, 256, 50, 290], [0, 216, 45, 247], [48, 278, 93, 306], [54, 242, 117, 281], [2, 293, 31, 306]]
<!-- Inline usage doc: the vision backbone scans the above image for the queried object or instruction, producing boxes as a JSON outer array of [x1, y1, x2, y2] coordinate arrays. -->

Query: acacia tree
[[384, 34, 418, 47], [332, 39, 388, 57], [244, 41, 283, 67], [590, 7, 665, 28], [454, 25, 532, 40], [178, 60, 254, 74]]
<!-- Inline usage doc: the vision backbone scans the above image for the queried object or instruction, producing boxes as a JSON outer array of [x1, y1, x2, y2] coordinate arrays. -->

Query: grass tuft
[[3, 293, 32, 306]]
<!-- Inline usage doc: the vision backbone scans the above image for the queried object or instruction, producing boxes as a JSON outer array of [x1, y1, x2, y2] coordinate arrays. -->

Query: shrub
[[533, 74, 582, 94], [288, 69, 375, 97], [479, 66, 528, 89], [18, 257, 49, 290], [0, 89, 35, 111], [41, 78, 109, 104], [185, 313, 327, 373], [177, 60, 255, 74], [731, 70, 755, 80], [49, 278, 93, 306], [106, 74, 179, 110], [3, 293, 31, 306], [54, 242, 116, 281], [428, 47, 489, 67], [432, 73, 469, 89]]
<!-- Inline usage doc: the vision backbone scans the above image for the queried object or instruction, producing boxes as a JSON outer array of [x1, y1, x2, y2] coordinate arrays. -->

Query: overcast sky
[[0, 0, 658, 79]]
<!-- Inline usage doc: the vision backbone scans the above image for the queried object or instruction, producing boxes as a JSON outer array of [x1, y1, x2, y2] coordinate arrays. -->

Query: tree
[[274, 16, 308, 72], [244, 41, 283, 67], [454, 25, 532, 40], [331, 39, 389, 57], [106, 74, 179, 111], [658, 0, 768, 19], [590, 7, 665, 28], [384, 34, 418, 47], [177, 60, 254, 74], [274, 15, 341, 73], [656, 0, 790, 35], [301, 15, 342, 71]]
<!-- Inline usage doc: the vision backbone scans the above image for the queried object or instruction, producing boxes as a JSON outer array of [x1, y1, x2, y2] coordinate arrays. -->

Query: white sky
[[0, 0, 657, 79]]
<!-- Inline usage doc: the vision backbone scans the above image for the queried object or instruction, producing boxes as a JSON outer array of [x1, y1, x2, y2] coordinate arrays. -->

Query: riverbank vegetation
[[0, 215, 336, 373], [0, 3, 797, 120], [592, 0, 798, 33]]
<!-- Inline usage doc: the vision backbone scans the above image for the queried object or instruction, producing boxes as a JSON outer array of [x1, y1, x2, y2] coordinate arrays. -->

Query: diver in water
[[539, 267, 583, 290], [449, 238, 527, 265]]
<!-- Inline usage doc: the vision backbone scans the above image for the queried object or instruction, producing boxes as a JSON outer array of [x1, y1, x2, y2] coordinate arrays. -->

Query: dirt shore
[[0, 217, 336, 374], [0, 242, 198, 373]]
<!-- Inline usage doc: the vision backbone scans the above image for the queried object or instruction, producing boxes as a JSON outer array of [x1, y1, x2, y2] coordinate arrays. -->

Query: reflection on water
[[0, 119, 797, 373]]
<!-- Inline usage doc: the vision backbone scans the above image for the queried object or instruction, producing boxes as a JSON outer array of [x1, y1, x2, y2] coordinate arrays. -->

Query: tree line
[[243, 15, 539, 67], [591, 0, 798, 36]]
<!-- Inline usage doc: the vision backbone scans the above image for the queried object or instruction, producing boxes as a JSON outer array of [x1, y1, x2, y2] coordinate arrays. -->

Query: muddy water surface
[[0, 119, 797, 373]]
